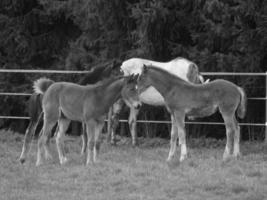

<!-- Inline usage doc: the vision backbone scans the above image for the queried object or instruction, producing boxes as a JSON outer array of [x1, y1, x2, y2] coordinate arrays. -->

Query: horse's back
[[164, 58, 196, 81], [121, 57, 193, 81], [210, 79, 239, 90], [202, 79, 241, 106], [43, 82, 84, 104]]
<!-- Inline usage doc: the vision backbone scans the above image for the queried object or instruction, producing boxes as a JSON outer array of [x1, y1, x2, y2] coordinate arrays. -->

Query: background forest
[[0, 0, 266, 140]]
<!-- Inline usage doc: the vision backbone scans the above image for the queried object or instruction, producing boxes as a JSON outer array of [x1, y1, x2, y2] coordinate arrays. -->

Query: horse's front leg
[[86, 121, 95, 165], [173, 111, 187, 162], [80, 123, 87, 155], [106, 107, 113, 143], [19, 118, 39, 164], [36, 119, 56, 166], [128, 106, 139, 146], [167, 115, 178, 162], [110, 100, 123, 145], [93, 119, 105, 163]]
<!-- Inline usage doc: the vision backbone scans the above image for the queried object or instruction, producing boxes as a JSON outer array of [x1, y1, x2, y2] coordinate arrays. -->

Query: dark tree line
[[0, 0, 266, 140]]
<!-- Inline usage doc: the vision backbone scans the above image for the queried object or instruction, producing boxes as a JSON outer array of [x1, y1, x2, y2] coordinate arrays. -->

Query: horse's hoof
[[166, 154, 174, 163], [45, 154, 53, 161], [86, 160, 93, 166], [36, 160, 43, 167], [233, 152, 242, 159], [179, 155, 187, 162], [222, 156, 231, 163], [167, 158, 180, 168], [132, 141, 138, 147], [93, 159, 100, 164], [59, 157, 68, 165], [223, 153, 231, 162], [19, 158, 25, 164]]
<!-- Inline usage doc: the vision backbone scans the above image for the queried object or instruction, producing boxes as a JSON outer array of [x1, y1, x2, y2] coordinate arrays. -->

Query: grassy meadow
[[0, 129, 267, 200]]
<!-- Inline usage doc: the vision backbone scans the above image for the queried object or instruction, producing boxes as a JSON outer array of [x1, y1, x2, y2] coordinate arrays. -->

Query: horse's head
[[136, 64, 152, 94], [122, 74, 142, 109], [108, 59, 123, 77]]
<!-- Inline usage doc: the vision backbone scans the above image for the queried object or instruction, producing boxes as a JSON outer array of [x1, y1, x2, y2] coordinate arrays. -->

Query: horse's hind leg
[[19, 113, 42, 164], [56, 118, 71, 164], [232, 116, 241, 157], [43, 125, 57, 161], [221, 112, 237, 161], [36, 118, 57, 166]]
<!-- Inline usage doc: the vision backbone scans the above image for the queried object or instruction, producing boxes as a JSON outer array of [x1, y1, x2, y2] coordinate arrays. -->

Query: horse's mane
[[93, 75, 124, 90], [79, 64, 110, 85], [147, 65, 191, 85]]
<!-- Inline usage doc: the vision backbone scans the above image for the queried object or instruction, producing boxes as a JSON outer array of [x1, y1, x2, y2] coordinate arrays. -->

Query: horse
[[137, 64, 246, 162], [34, 75, 141, 166], [19, 60, 122, 164], [108, 57, 206, 146]]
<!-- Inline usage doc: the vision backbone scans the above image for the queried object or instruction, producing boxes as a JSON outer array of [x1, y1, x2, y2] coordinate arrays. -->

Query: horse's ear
[[133, 74, 139, 81], [143, 64, 148, 73], [127, 74, 134, 82], [111, 59, 121, 69]]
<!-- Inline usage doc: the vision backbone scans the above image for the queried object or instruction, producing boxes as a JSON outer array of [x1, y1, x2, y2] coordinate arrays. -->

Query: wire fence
[[0, 69, 266, 133]]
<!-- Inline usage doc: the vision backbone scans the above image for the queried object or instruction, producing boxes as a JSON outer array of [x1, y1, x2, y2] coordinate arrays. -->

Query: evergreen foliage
[[0, 0, 266, 139]]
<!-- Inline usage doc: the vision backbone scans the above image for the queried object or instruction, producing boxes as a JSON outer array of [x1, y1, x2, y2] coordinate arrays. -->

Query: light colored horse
[[109, 57, 205, 145], [137, 65, 246, 162], [34, 75, 141, 166]]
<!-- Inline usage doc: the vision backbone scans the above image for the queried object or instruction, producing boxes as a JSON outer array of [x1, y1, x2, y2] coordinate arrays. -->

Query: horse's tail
[[237, 87, 247, 119], [33, 78, 54, 94]]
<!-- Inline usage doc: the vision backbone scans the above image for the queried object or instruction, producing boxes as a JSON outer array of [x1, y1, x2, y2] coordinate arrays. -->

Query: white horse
[[108, 57, 205, 145]]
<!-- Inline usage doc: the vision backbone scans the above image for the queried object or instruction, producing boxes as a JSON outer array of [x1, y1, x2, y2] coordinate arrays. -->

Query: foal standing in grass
[[109, 57, 205, 146], [19, 61, 122, 164], [137, 65, 246, 162], [34, 75, 140, 166]]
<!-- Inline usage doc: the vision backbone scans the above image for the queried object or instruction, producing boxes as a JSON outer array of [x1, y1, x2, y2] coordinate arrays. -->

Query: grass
[[0, 130, 267, 200]]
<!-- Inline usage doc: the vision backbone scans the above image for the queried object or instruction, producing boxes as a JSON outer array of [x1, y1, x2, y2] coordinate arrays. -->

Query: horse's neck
[[79, 66, 106, 85], [101, 78, 124, 103], [148, 70, 174, 97]]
